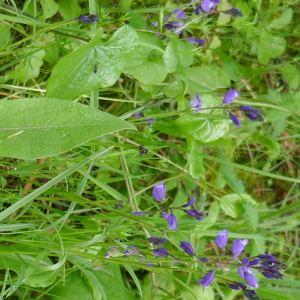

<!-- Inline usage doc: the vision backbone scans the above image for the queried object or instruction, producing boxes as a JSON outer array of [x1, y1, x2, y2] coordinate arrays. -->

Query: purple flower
[[239, 106, 254, 111], [222, 8, 243, 17], [190, 93, 202, 113], [164, 21, 185, 35], [179, 241, 195, 256], [152, 21, 159, 28], [238, 266, 253, 279], [147, 237, 167, 245], [161, 211, 169, 219], [201, 0, 220, 12], [244, 269, 259, 288], [227, 282, 240, 290], [124, 250, 130, 256], [198, 270, 215, 287], [181, 197, 196, 207], [200, 256, 210, 262], [104, 253, 110, 259], [173, 9, 188, 19], [244, 289, 258, 299], [153, 247, 170, 257], [222, 90, 240, 105], [262, 272, 274, 279], [215, 229, 229, 249], [152, 181, 166, 202], [167, 213, 177, 230], [78, 14, 100, 24], [229, 112, 241, 127], [231, 238, 248, 257], [194, 7, 202, 15], [249, 259, 261, 266], [187, 37, 206, 46], [185, 210, 205, 221], [237, 282, 247, 289]]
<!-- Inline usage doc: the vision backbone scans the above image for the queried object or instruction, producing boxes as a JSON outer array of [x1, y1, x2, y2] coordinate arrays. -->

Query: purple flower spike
[[194, 7, 202, 15], [198, 270, 215, 287], [190, 93, 202, 113], [229, 112, 241, 127], [222, 90, 240, 105], [173, 9, 188, 19], [78, 14, 100, 24], [232, 238, 248, 257], [201, 0, 220, 12], [223, 8, 243, 17], [167, 213, 177, 230], [179, 241, 195, 256], [152, 181, 166, 202], [153, 247, 170, 257], [181, 197, 196, 207], [187, 37, 206, 46], [215, 229, 229, 249], [164, 21, 185, 35], [244, 269, 259, 288], [161, 211, 169, 219]]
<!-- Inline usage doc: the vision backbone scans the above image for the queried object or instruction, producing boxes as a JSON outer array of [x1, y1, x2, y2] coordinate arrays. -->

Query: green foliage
[[46, 26, 139, 100], [0, 99, 135, 159], [0, 0, 299, 299]]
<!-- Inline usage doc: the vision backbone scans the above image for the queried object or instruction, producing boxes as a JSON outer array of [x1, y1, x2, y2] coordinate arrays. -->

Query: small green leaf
[[189, 142, 205, 181], [244, 203, 259, 232], [40, 0, 59, 19], [0, 23, 10, 50], [58, 0, 81, 21], [215, 50, 247, 81], [269, 8, 293, 29], [0, 98, 135, 159], [164, 42, 178, 73], [125, 46, 167, 85], [46, 26, 139, 100], [278, 64, 300, 90], [174, 116, 229, 143], [6, 49, 45, 83], [178, 66, 230, 95]]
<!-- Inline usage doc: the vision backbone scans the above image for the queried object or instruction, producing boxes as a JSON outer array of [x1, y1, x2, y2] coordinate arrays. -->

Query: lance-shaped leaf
[[46, 25, 139, 100], [0, 98, 135, 159]]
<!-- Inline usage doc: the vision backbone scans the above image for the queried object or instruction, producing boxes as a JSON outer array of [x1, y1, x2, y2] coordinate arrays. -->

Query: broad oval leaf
[[0, 98, 135, 159], [46, 25, 139, 100]]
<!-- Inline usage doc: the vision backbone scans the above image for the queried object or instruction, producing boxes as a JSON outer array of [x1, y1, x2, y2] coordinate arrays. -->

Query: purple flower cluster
[[132, 112, 156, 127], [227, 282, 261, 300]]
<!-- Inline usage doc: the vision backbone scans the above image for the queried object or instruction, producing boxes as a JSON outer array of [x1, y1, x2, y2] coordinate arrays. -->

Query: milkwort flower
[[229, 112, 241, 127], [161, 211, 169, 219], [238, 106, 264, 122], [222, 90, 240, 105], [215, 229, 229, 249], [190, 93, 202, 113], [244, 269, 259, 288], [132, 113, 156, 127], [181, 197, 196, 207], [222, 8, 243, 17], [78, 14, 100, 24], [167, 213, 178, 230], [179, 241, 196, 256], [231, 238, 248, 257], [194, 7, 202, 15], [152, 181, 166, 202], [201, 0, 220, 12], [199, 270, 216, 287], [153, 247, 170, 257], [164, 9, 188, 20], [187, 37, 206, 47]]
